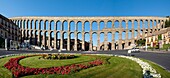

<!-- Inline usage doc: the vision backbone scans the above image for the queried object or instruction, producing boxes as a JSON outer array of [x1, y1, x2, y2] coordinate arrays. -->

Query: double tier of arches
[[11, 17, 168, 51]]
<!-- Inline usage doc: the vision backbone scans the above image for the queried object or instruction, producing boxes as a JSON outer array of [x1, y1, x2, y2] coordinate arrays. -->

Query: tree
[[136, 39, 146, 46], [165, 18, 170, 28], [158, 34, 162, 40]]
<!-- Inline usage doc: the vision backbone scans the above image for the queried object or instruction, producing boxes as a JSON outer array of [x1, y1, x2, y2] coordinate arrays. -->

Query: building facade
[[0, 14, 20, 42], [146, 27, 170, 48]]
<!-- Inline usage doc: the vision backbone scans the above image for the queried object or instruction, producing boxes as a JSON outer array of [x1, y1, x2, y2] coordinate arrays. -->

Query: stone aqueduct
[[10, 16, 168, 51]]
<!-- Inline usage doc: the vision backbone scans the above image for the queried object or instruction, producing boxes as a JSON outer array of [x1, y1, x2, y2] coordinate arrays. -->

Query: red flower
[[4, 55, 103, 77]]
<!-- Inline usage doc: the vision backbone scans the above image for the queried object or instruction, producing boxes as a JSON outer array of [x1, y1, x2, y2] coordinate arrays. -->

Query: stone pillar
[[111, 32, 115, 50], [142, 20, 145, 39], [131, 20, 135, 44], [148, 20, 150, 33], [67, 32, 70, 51], [82, 21, 85, 50], [34, 20, 37, 30], [29, 30, 32, 44], [119, 20, 122, 28], [152, 20, 155, 31], [27, 20, 29, 29], [38, 20, 41, 30], [97, 21, 100, 31], [43, 31, 46, 48], [119, 31, 122, 50], [82, 32, 85, 50], [33, 30, 37, 45], [156, 20, 158, 31], [90, 32, 93, 51], [54, 31, 57, 49], [25, 20, 28, 40], [104, 21, 107, 28], [60, 31, 63, 50], [145, 38, 148, 51], [104, 32, 108, 50], [163, 20, 165, 28], [44, 20, 46, 30], [160, 20, 164, 29], [54, 21, 56, 31], [37, 30, 41, 46], [37, 21, 41, 46], [75, 21, 78, 31], [48, 31, 51, 48], [97, 22, 100, 51], [21, 21, 25, 41], [67, 21, 70, 51], [30, 20, 32, 30], [112, 20, 115, 28], [89, 22, 93, 51], [74, 31, 77, 51], [97, 32, 100, 50], [137, 20, 141, 39], [125, 21, 129, 48]]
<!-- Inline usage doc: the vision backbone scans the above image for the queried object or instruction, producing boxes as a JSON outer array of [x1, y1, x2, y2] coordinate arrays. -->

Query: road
[[0, 49, 170, 71]]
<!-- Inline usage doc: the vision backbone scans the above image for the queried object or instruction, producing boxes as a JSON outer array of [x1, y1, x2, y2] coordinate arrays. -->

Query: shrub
[[163, 44, 170, 50], [148, 47, 154, 49], [40, 54, 76, 60]]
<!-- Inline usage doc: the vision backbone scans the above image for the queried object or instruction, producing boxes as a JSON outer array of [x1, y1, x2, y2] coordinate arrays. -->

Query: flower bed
[[4, 55, 103, 78]]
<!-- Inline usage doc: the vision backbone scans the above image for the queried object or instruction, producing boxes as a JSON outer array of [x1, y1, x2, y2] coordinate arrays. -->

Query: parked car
[[131, 47, 140, 52], [61, 49, 67, 51], [58, 49, 67, 52]]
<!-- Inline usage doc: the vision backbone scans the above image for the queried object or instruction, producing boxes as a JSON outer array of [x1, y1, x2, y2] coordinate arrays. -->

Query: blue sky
[[0, 0, 170, 46], [1, 0, 170, 17]]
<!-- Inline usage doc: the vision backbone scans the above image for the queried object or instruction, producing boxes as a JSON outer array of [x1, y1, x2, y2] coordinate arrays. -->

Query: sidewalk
[[0, 48, 5, 50]]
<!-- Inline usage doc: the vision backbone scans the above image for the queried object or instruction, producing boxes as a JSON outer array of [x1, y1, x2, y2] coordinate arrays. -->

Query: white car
[[131, 48, 140, 52], [58, 49, 67, 52]]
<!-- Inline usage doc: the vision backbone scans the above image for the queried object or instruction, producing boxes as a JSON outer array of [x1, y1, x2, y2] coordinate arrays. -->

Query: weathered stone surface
[[10, 16, 169, 51]]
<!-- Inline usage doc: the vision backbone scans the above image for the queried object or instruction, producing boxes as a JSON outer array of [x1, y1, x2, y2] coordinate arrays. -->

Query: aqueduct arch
[[10, 16, 168, 51]]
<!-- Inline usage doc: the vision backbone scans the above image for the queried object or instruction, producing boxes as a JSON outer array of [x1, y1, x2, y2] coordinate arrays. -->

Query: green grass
[[19, 55, 96, 68], [22, 57, 142, 78], [0, 54, 169, 78]]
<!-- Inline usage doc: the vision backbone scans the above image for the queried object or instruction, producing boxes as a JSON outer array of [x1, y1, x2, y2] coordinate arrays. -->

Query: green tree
[[158, 34, 162, 40], [136, 39, 146, 46], [165, 18, 170, 28]]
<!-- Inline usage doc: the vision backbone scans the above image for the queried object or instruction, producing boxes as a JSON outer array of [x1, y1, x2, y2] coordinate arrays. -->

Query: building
[[146, 27, 170, 48], [0, 14, 20, 48]]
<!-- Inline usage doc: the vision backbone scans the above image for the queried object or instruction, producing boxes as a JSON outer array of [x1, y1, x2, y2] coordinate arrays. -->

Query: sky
[[0, 0, 170, 46], [1, 0, 170, 17]]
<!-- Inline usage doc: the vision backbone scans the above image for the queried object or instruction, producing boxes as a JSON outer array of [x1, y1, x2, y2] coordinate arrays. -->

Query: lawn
[[0, 54, 169, 78], [19, 55, 96, 68]]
